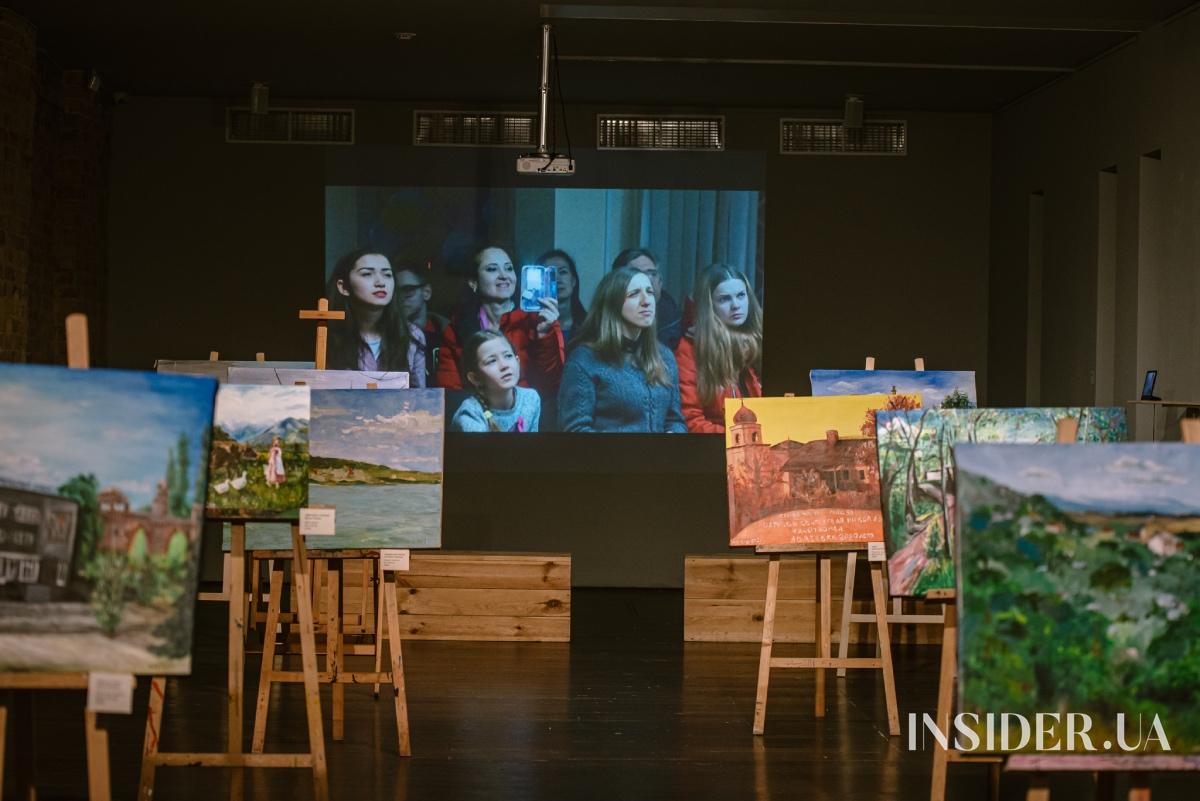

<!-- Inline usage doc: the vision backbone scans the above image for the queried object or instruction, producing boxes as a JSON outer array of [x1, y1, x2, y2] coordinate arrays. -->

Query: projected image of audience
[[325, 186, 766, 433]]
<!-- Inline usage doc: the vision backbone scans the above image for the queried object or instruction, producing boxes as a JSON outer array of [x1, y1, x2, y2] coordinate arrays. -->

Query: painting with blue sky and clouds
[[206, 385, 310, 520], [0, 363, 217, 673], [239, 389, 444, 550], [810, 369, 976, 409], [956, 443, 1200, 754]]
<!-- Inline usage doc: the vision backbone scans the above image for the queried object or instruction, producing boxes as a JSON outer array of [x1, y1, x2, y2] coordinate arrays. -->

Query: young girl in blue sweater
[[451, 330, 541, 432]]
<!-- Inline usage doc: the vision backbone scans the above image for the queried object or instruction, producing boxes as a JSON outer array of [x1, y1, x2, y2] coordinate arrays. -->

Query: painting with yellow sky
[[725, 395, 898, 548]]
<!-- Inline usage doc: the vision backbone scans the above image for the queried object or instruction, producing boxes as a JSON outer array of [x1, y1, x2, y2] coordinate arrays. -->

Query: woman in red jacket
[[436, 245, 565, 399], [674, 264, 763, 433]]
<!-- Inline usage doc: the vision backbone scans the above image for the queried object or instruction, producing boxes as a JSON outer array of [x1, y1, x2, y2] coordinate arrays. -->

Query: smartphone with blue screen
[[519, 265, 557, 312]]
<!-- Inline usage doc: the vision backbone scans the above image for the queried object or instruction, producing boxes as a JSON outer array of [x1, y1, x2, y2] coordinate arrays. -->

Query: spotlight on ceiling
[[843, 94, 864, 129], [250, 82, 270, 115]]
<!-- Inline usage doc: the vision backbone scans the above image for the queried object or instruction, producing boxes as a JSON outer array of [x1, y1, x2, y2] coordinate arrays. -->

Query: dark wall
[[108, 99, 992, 586]]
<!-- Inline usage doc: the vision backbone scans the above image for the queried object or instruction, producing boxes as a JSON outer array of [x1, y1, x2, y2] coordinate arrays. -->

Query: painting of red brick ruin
[[725, 395, 893, 547]]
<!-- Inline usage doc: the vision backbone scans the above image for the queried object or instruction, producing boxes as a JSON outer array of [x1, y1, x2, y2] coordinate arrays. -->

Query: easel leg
[[228, 523, 246, 801], [870, 563, 900, 736], [85, 711, 111, 801], [0, 702, 7, 796], [383, 573, 412, 756], [1026, 774, 1050, 801], [251, 565, 284, 753], [930, 602, 958, 801], [373, 559, 385, 699], [1127, 772, 1150, 801], [752, 554, 781, 735], [291, 527, 329, 801], [815, 555, 831, 719], [137, 677, 165, 801], [836, 552, 857, 678], [328, 558, 344, 742]]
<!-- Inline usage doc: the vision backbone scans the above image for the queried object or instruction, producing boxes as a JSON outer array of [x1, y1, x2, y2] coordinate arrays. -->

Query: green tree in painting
[[169, 433, 191, 518], [58, 473, 103, 574], [941, 388, 972, 408], [151, 530, 196, 658], [84, 550, 131, 636]]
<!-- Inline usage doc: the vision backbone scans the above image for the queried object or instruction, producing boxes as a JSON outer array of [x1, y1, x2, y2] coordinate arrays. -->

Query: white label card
[[380, 549, 410, 572], [299, 507, 336, 536], [867, 542, 887, 562], [87, 672, 135, 714]]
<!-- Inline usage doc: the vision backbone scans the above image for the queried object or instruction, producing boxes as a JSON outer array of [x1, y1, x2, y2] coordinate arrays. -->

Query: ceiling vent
[[597, 114, 724, 151], [780, 119, 907, 156], [413, 110, 537, 147], [226, 108, 355, 145]]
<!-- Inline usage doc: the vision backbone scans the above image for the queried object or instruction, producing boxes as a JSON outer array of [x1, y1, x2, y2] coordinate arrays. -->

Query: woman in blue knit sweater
[[557, 267, 686, 433]]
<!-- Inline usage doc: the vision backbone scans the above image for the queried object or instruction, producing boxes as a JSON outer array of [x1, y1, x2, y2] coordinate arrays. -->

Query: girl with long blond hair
[[674, 264, 762, 433]]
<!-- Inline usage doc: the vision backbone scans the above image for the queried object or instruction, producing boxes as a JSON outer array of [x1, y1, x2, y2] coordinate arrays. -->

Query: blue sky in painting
[[0, 364, 216, 508], [311, 389, 443, 473], [810, 369, 977, 407], [955, 443, 1200, 516], [214, 385, 309, 433]]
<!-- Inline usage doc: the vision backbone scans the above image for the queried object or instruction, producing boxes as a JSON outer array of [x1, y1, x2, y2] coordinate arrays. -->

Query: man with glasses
[[611, 247, 683, 350], [396, 267, 448, 386]]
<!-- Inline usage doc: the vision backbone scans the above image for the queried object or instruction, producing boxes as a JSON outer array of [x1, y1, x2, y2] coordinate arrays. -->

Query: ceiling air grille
[[226, 108, 354, 145], [597, 115, 724, 151], [780, 119, 907, 156], [413, 110, 536, 147]]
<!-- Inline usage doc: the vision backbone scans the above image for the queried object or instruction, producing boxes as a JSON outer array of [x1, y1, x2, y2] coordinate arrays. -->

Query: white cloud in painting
[[215, 386, 309, 431]]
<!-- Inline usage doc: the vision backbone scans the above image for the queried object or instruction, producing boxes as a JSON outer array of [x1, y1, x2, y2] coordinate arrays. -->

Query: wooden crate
[[254, 552, 570, 643], [684, 554, 941, 644]]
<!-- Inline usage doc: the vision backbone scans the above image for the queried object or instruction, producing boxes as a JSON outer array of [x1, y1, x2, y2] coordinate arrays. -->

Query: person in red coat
[[674, 264, 763, 433], [436, 245, 565, 400]]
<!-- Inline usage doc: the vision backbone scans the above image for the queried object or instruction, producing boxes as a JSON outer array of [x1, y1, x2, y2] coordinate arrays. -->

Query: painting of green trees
[[876, 407, 1126, 596], [955, 444, 1200, 754]]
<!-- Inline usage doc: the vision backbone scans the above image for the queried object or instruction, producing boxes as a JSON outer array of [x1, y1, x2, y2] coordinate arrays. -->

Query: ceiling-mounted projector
[[518, 24, 574, 176], [516, 155, 575, 175]]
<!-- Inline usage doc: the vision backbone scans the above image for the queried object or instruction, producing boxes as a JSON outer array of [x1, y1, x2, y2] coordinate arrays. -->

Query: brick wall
[[0, 10, 109, 365]]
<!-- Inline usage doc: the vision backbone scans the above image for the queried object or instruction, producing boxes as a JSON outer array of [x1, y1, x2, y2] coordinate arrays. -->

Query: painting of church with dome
[[0, 363, 217, 674], [724, 395, 894, 547]]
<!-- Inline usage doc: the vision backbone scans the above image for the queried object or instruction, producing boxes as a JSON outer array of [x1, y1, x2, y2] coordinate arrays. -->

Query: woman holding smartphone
[[436, 245, 564, 398], [537, 248, 587, 343], [674, 264, 763, 433], [557, 266, 686, 433]]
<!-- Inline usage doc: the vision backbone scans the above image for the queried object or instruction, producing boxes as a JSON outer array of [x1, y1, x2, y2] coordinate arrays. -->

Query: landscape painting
[[810, 369, 977, 408], [724, 395, 891, 547], [956, 443, 1200, 754], [226, 367, 409, 389], [238, 389, 444, 550], [0, 364, 216, 674], [877, 407, 1127, 596], [206, 385, 310, 520]]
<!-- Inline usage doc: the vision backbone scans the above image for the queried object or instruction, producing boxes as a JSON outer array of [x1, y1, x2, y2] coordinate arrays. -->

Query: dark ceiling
[[6, 0, 1197, 111]]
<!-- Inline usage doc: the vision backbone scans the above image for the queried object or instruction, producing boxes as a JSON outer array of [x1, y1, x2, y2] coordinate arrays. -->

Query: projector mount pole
[[536, 23, 551, 156]]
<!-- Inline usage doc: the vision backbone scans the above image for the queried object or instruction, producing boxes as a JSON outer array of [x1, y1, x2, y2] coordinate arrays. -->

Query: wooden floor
[[7, 589, 1198, 800]]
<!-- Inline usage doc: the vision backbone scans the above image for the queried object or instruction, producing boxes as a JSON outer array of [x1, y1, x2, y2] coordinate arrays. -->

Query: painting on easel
[[238, 389, 445, 550], [0, 364, 216, 673], [206, 385, 310, 520], [226, 367, 410, 389], [956, 443, 1200, 753], [810, 369, 977, 408], [876, 407, 1127, 596], [724, 395, 896, 547]]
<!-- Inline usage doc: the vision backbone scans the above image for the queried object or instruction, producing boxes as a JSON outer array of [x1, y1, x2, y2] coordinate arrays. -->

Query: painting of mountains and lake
[[876, 407, 1127, 597], [956, 443, 1200, 754], [206, 385, 310, 520], [237, 389, 444, 550], [0, 363, 216, 673]]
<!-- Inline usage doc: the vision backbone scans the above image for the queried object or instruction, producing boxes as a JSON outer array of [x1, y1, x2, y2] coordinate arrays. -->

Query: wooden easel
[[837, 357, 945, 676], [928, 418, 1080, 801], [0, 314, 117, 801], [753, 542, 900, 736], [139, 342, 331, 801], [249, 300, 410, 755]]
